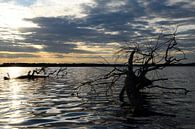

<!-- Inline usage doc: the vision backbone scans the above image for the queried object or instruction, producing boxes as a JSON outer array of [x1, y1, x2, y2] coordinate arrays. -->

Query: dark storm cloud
[[138, 0, 195, 18], [20, 0, 149, 49], [23, 16, 126, 42], [23, 0, 195, 43], [1, 0, 194, 61]]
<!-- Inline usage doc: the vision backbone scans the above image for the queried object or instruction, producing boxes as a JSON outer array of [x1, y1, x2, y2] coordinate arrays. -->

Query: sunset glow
[[7, 67, 23, 78], [0, 4, 37, 28], [0, 0, 194, 63]]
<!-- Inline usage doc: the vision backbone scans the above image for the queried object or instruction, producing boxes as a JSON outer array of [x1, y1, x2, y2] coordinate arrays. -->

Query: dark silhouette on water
[[3, 67, 67, 80], [115, 30, 188, 110], [15, 74, 48, 80], [121, 92, 176, 117], [3, 73, 10, 80], [16, 68, 48, 80], [3, 72, 48, 80], [74, 30, 189, 116], [3, 68, 48, 80]]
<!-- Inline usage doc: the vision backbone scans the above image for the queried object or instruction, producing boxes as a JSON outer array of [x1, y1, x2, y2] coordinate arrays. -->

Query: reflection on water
[[0, 67, 195, 128], [3, 81, 25, 125], [2, 67, 25, 78]]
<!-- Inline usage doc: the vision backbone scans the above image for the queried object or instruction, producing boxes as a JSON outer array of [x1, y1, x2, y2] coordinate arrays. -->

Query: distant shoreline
[[0, 63, 195, 67]]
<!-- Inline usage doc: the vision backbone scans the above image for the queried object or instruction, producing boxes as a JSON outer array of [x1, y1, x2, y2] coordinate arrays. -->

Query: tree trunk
[[125, 74, 139, 108]]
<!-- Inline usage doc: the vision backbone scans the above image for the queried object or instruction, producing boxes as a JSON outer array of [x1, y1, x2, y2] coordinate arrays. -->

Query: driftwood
[[4, 67, 67, 80]]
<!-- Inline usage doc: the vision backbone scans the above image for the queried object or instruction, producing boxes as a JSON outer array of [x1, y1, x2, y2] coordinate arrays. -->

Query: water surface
[[0, 67, 194, 129]]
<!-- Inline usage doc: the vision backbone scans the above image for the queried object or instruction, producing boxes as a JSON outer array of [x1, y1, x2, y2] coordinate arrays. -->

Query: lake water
[[0, 67, 194, 129]]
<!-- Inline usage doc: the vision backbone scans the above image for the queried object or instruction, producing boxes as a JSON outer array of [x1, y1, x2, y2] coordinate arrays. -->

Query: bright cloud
[[0, 0, 96, 28], [29, 0, 96, 18], [0, 3, 37, 28], [72, 42, 118, 54], [106, 1, 127, 12]]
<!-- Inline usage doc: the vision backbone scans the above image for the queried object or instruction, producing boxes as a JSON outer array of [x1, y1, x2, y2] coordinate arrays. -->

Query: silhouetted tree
[[74, 29, 188, 113]]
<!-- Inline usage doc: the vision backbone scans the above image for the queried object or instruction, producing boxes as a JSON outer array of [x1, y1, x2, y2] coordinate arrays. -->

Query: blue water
[[0, 67, 194, 129]]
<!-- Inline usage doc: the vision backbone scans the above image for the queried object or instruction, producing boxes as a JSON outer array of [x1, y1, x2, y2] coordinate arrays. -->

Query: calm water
[[0, 67, 194, 129]]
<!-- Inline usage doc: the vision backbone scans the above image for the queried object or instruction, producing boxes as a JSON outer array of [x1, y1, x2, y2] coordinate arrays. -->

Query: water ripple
[[0, 67, 194, 128]]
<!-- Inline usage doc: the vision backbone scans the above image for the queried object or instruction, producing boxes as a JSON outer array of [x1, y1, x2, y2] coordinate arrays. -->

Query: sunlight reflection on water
[[0, 67, 194, 128]]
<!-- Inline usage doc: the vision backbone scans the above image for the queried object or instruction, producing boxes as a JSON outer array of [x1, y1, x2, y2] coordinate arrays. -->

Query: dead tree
[[118, 30, 188, 104], [74, 30, 188, 110]]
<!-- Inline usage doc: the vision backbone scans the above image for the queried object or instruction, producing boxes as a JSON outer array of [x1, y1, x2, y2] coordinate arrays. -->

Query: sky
[[0, 0, 195, 63]]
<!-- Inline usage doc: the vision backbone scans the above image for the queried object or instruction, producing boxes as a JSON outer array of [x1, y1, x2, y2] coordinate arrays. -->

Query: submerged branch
[[151, 78, 168, 82], [147, 85, 190, 94]]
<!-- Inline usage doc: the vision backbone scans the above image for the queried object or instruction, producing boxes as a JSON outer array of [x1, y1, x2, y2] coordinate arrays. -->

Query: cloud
[[0, 0, 195, 63], [0, 51, 39, 58], [165, 0, 195, 7], [29, 0, 96, 18]]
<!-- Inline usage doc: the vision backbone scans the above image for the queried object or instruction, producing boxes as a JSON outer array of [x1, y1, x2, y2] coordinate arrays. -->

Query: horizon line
[[0, 62, 195, 67]]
